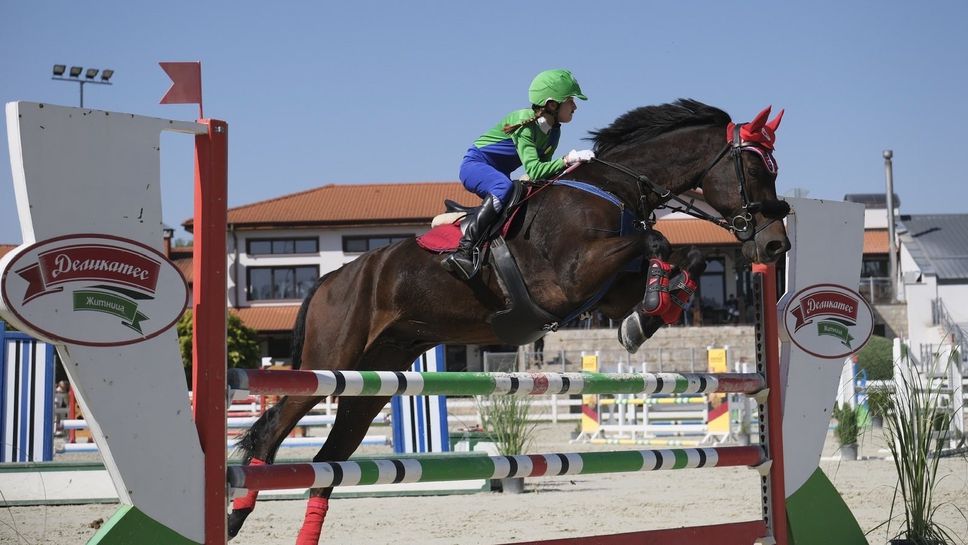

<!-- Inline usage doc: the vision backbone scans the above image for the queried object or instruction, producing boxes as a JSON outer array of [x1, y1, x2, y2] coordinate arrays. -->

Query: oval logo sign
[[783, 283, 874, 359], [0, 234, 188, 347]]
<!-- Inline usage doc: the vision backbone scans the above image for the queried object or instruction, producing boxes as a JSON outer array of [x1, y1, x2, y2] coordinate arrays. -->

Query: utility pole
[[883, 150, 897, 302]]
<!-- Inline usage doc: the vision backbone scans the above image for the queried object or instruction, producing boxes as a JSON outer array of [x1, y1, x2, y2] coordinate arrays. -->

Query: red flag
[[159, 61, 203, 117]]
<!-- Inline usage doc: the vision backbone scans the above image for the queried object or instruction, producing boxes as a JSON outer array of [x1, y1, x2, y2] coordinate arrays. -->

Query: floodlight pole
[[51, 69, 113, 108], [52, 77, 113, 108], [883, 150, 898, 301]]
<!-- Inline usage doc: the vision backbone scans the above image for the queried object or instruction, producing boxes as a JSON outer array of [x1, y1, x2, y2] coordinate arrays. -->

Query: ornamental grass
[[878, 349, 965, 545], [476, 395, 538, 456]]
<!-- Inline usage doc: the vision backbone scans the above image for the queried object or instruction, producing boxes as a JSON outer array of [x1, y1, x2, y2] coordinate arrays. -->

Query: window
[[342, 234, 413, 253], [861, 258, 888, 278], [246, 266, 319, 301], [267, 336, 293, 359], [247, 237, 318, 256]]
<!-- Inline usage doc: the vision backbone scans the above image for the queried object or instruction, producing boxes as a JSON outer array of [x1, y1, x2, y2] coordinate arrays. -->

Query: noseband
[[591, 122, 789, 241]]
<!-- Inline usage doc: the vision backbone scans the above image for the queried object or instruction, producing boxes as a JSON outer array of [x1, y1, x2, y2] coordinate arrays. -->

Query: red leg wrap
[[295, 497, 330, 545], [643, 258, 673, 316], [231, 458, 265, 511]]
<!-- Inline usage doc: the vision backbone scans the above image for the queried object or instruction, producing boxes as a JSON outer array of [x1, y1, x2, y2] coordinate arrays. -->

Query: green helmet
[[528, 69, 588, 106]]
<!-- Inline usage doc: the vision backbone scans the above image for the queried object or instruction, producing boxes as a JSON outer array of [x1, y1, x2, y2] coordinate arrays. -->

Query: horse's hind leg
[[294, 395, 392, 545], [228, 394, 323, 540]]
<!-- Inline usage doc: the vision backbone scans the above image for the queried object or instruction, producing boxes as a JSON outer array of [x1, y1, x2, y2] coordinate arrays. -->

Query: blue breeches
[[459, 157, 512, 211]]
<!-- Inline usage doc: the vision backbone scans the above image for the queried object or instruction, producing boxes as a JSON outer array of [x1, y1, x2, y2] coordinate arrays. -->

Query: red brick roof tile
[[654, 219, 737, 245], [186, 182, 480, 230], [231, 306, 300, 332], [863, 229, 889, 255]]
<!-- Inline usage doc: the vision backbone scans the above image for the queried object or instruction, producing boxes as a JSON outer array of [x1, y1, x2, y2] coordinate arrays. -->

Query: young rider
[[441, 69, 596, 279]]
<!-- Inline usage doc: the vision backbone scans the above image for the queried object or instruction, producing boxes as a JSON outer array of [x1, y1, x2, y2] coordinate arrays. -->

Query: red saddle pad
[[416, 221, 462, 253]]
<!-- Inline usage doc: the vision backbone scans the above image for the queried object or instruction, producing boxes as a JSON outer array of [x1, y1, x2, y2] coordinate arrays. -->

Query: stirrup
[[442, 248, 481, 279]]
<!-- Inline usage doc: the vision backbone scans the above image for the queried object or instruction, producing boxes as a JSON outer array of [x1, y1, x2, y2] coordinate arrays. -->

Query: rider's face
[[555, 97, 577, 123]]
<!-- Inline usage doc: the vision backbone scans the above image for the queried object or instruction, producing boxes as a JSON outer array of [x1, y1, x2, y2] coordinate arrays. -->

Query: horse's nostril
[[765, 239, 788, 258]]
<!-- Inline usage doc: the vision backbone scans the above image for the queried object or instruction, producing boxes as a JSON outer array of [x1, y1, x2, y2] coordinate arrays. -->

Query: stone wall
[[873, 303, 908, 339], [530, 325, 756, 373]]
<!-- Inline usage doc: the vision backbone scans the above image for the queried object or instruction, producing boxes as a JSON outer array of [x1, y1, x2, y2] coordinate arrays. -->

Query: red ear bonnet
[[726, 107, 784, 150]]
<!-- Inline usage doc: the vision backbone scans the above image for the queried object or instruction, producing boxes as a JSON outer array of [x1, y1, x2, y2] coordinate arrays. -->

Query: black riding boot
[[441, 194, 502, 279]]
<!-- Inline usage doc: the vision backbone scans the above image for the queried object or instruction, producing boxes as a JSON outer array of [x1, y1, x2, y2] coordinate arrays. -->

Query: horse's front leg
[[619, 246, 707, 353], [294, 395, 392, 545]]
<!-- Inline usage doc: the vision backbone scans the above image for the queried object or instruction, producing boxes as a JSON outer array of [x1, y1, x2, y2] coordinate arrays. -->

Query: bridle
[[590, 122, 786, 242]]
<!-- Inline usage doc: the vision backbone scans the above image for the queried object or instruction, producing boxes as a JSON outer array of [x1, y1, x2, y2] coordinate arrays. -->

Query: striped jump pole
[[599, 396, 707, 406], [228, 369, 766, 397], [227, 446, 764, 492], [61, 414, 388, 430]]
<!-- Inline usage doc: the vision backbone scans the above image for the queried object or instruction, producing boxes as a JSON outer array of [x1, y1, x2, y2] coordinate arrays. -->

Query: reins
[[586, 123, 785, 240], [512, 122, 786, 242]]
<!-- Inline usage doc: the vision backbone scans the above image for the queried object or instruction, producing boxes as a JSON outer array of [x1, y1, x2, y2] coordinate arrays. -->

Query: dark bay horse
[[229, 99, 790, 541]]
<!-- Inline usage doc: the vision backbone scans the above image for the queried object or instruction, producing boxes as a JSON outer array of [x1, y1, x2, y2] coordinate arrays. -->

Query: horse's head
[[699, 106, 790, 263], [586, 100, 790, 263]]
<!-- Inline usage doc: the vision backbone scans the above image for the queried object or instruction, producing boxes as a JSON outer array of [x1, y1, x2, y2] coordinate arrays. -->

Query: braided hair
[[502, 103, 556, 134]]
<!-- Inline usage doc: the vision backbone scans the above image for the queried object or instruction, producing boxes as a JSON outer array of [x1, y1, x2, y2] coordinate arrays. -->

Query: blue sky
[[1, 1, 965, 244]]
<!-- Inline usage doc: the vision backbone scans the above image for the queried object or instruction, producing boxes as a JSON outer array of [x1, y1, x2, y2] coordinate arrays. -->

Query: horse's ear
[[747, 105, 772, 131], [766, 109, 784, 132]]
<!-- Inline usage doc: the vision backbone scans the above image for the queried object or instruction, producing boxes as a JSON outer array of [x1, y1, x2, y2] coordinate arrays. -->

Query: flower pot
[[871, 415, 884, 429], [499, 477, 525, 494], [840, 443, 858, 461]]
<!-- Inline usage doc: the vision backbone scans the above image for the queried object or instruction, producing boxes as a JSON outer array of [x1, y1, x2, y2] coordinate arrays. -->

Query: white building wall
[[228, 225, 429, 307], [904, 278, 939, 351], [897, 243, 919, 302], [938, 284, 968, 324], [863, 207, 898, 229]]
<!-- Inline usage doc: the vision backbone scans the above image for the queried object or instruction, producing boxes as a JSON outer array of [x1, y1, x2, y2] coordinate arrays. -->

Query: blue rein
[[551, 180, 646, 325]]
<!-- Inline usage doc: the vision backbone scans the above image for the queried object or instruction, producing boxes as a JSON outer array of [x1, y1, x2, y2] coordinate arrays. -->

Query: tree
[[176, 310, 262, 386], [855, 334, 893, 380]]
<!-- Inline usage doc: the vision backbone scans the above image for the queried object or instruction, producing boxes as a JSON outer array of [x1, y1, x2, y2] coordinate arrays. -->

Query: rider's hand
[[563, 149, 595, 165]]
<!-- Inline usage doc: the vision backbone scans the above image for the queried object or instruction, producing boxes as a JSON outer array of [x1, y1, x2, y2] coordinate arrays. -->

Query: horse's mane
[[589, 99, 731, 155]]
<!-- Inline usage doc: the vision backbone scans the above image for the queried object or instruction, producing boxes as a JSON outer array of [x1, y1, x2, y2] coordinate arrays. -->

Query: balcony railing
[[932, 298, 967, 371], [858, 276, 894, 304]]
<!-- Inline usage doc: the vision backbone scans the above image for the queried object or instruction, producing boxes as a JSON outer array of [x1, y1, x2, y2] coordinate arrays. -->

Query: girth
[[487, 180, 646, 345]]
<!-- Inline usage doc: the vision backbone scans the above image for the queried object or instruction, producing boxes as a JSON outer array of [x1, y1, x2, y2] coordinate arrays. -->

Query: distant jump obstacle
[[0, 102, 874, 545], [573, 354, 750, 447], [0, 322, 55, 462]]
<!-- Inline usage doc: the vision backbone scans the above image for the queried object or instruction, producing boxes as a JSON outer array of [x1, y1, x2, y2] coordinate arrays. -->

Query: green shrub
[[177, 310, 261, 387], [832, 403, 859, 447], [866, 387, 892, 418], [856, 335, 893, 380]]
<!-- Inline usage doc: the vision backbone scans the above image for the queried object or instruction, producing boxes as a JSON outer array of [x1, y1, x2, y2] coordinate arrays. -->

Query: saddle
[[450, 180, 528, 242], [419, 181, 528, 254], [421, 180, 651, 346]]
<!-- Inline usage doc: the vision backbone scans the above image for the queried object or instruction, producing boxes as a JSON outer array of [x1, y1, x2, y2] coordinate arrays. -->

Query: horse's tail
[[234, 271, 333, 464], [291, 271, 333, 370]]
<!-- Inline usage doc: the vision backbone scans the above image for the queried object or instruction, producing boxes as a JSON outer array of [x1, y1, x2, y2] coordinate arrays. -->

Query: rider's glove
[[563, 149, 595, 166]]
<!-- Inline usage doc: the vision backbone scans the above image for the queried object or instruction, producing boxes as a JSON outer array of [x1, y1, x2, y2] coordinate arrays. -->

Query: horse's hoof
[[618, 313, 644, 354], [227, 508, 252, 541]]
